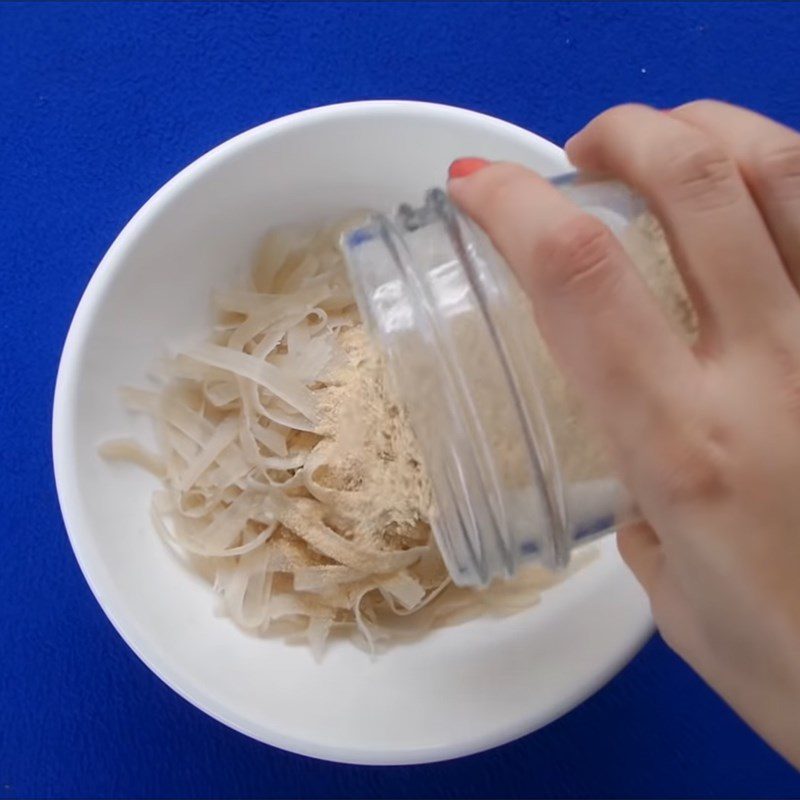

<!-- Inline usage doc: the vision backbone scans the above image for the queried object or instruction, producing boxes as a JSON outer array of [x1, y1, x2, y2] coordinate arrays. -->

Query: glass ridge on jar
[[341, 174, 646, 587]]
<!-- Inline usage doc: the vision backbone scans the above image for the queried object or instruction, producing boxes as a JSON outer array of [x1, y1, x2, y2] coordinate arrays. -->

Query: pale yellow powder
[[307, 326, 434, 549]]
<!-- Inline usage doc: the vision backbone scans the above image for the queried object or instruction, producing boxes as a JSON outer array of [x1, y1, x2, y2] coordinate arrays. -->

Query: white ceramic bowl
[[53, 101, 652, 765]]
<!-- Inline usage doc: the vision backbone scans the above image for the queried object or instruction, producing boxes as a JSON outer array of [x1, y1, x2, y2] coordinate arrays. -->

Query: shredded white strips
[[100, 217, 585, 658]]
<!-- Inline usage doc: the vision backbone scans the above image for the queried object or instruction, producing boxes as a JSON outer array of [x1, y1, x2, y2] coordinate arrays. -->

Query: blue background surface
[[2, 2, 800, 797]]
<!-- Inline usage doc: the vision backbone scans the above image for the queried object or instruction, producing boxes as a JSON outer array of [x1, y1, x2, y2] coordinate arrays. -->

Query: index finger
[[448, 162, 699, 459]]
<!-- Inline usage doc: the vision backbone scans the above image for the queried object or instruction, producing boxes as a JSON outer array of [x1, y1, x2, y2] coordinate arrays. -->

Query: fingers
[[617, 522, 663, 595], [566, 104, 797, 344], [669, 100, 800, 291], [448, 163, 698, 456]]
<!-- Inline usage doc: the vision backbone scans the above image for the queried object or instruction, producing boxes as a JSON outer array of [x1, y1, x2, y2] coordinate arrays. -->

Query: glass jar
[[341, 174, 648, 587]]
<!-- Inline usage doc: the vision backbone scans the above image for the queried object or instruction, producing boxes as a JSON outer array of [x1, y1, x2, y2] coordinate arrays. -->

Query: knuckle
[[749, 139, 800, 201], [672, 98, 728, 119], [764, 341, 800, 423], [657, 136, 740, 211], [783, 372, 800, 423], [535, 214, 620, 296], [576, 104, 649, 150], [593, 103, 651, 129], [659, 421, 731, 507]]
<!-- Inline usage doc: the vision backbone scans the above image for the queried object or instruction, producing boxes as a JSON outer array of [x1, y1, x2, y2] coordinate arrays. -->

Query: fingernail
[[448, 157, 490, 180]]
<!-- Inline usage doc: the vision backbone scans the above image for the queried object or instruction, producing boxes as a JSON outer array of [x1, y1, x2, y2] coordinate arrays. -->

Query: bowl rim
[[52, 100, 652, 765]]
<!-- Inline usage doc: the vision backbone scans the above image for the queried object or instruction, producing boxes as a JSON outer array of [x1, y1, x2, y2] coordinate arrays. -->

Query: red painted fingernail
[[448, 157, 490, 180]]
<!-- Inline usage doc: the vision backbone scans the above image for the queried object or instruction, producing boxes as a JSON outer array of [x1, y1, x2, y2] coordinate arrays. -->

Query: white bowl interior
[[53, 102, 651, 765]]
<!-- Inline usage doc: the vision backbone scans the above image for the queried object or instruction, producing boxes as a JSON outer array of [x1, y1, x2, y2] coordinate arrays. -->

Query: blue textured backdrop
[[2, 2, 800, 797]]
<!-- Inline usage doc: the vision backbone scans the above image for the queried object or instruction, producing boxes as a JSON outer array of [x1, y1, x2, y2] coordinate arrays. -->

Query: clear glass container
[[341, 174, 646, 587]]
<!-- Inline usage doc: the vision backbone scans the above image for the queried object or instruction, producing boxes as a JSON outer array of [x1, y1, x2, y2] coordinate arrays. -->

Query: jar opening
[[343, 190, 570, 586]]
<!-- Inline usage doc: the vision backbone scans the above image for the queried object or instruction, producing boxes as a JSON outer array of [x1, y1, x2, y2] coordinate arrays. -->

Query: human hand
[[448, 101, 800, 767]]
